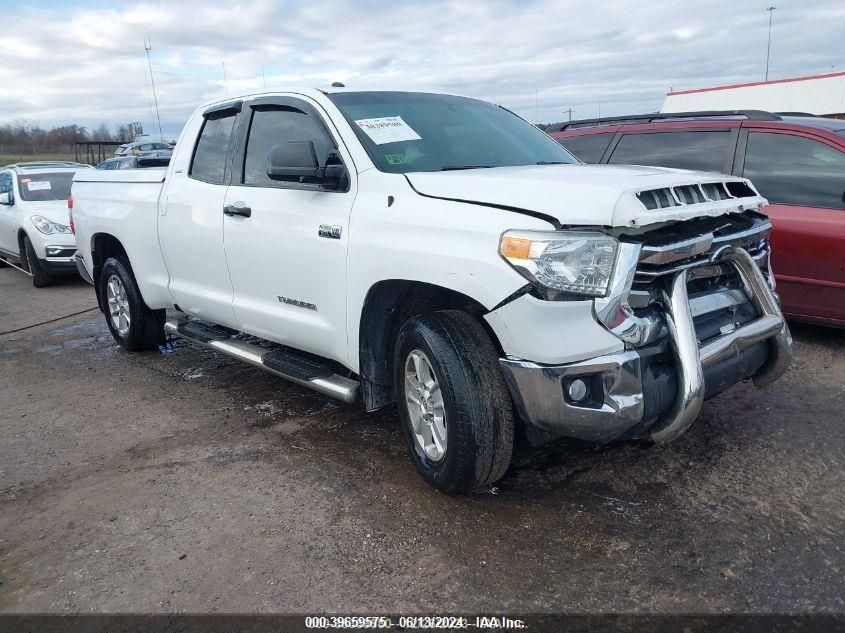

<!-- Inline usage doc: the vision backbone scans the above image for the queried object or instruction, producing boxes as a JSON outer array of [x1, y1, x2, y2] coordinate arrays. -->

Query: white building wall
[[661, 72, 845, 116]]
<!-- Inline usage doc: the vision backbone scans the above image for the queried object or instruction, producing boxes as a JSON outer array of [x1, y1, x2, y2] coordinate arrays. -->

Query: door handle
[[223, 204, 252, 218]]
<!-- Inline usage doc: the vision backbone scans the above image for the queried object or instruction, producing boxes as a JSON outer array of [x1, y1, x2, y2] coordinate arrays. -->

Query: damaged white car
[[71, 88, 792, 493]]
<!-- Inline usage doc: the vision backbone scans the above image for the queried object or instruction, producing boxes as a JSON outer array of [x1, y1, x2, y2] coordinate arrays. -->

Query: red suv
[[549, 111, 845, 327]]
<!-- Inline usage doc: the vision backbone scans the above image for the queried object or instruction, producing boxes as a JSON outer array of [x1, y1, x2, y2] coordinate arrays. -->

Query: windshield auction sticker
[[354, 116, 421, 145], [26, 181, 52, 191]]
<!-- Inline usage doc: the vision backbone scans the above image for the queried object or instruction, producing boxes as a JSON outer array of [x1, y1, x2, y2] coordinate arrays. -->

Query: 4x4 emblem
[[318, 224, 342, 239]]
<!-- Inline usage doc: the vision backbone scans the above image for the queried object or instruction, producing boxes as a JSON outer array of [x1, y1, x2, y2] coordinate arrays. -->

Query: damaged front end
[[499, 207, 793, 446]]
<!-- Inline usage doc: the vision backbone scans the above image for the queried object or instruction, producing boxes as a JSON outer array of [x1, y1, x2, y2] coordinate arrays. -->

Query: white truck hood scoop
[[405, 164, 766, 228]]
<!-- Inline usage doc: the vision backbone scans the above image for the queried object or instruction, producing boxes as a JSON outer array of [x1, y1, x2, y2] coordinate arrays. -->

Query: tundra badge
[[318, 224, 342, 239], [278, 296, 317, 311]]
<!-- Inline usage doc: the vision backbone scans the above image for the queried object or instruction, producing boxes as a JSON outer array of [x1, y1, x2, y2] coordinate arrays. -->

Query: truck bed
[[71, 167, 172, 308]]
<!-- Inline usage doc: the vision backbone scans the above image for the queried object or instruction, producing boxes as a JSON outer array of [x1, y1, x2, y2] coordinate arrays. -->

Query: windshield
[[17, 172, 75, 201], [329, 91, 577, 173]]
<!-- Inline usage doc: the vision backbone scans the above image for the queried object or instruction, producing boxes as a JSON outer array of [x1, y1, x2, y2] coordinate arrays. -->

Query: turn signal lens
[[499, 236, 531, 260]]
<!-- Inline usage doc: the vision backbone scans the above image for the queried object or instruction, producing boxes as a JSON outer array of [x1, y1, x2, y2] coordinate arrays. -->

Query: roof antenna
[[144, 38, 163, 140], [331, 81, 345, 88]]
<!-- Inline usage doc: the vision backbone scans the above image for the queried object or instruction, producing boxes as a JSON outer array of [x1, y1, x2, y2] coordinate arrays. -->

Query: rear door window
[[743, 132, 845, 209], [190, 110, 238, 184], [608, 131, 733, 173], [556, 133, 614, 163]]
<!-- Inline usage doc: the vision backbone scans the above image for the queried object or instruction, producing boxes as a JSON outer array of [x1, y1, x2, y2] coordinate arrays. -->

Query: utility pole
[[563, 108, 573, 122], [144, 38, 163, 140], [262, 65, 266, 89], [765, 6, 776, 81], [222, 62, 229, 96]]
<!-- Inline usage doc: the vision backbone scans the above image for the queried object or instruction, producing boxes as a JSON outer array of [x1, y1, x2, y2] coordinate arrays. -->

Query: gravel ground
[[0, 267, 843, 613]]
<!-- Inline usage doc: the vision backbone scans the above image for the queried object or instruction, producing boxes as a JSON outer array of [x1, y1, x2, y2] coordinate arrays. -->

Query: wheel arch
[[16, 228, 30, 257], [16, 229, 32, 269], [90, 233, 131, 310], [357, 279, 502, 411]]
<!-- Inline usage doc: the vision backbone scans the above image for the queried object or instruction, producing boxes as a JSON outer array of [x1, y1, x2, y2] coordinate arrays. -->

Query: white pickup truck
[[71, 88, 792, 493]]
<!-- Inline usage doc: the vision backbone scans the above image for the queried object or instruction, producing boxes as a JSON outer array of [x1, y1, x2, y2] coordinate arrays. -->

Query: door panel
[[766, 204, 845, 324], [223, 97, 355, 365], [223, 186, 353, 361], [159, 178, 236, 323], [741, 130, 845, 325], [158, 107, 239, 325]]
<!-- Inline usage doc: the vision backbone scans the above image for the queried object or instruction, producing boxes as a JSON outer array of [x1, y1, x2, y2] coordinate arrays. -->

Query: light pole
[[765, 6, 776, 82]]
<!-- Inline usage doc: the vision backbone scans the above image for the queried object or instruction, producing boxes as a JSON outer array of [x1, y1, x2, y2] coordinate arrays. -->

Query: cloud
[[2, 0, 842, 134]]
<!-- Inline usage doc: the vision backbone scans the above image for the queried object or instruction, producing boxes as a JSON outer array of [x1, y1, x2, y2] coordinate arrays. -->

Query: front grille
[[630, 211, 771, 291], [625, 211, 773, 344]]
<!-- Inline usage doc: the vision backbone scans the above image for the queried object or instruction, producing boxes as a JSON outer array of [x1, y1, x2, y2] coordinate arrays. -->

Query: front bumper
[[499, 246, 793, 445], [29, 231, 78, 274]]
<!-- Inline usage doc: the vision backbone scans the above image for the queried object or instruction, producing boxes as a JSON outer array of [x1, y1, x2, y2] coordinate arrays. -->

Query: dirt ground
[[0, 267, 843, 614]]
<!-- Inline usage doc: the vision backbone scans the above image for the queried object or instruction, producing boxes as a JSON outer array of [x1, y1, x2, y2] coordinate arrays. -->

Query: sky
[[1, 0, 843, 138]]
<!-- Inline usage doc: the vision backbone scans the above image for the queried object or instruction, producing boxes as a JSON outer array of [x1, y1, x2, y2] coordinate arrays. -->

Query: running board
[[164, 319, 359, 404]]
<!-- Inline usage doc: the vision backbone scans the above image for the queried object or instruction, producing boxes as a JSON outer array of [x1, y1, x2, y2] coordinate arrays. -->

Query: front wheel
[[99, 257, 165, 351], [394, 310, 514, 494]]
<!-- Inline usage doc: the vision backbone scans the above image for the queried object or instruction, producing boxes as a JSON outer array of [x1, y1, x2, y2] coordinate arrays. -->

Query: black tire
[[22, 235, 52, 288], [99, 256, 165, 351], [394, 310, 514, 494]]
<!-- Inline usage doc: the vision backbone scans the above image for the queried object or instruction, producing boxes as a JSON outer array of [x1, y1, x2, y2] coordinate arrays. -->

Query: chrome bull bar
[[649, 246, 793, 444]]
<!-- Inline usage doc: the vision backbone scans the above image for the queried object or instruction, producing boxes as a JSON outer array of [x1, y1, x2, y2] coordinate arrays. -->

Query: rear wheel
[[394, 310, 514, 494], [21, 235, 52, 288], [100, 257, 165, 351]]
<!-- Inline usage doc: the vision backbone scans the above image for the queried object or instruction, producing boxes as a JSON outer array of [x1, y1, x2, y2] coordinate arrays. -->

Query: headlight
[[30, 215, 71, 235], [499, 230, 618, 297]]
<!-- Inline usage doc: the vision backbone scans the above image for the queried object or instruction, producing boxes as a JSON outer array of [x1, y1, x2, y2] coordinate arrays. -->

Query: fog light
[[46, 246, 64, 256], [567, 378, 589, 402]]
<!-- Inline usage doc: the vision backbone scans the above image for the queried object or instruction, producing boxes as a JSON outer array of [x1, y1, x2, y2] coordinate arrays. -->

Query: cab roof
[[194, 87, 471, 113]]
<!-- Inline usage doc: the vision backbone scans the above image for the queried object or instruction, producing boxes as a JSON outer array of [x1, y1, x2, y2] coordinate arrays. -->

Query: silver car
[[114, 141, 173, 157]]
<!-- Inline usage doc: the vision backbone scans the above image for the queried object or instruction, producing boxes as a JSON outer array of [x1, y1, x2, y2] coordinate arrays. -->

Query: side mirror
[[266, 142, 347, 190], [0, 192, 11, 205], [267, 141, 321, 180]]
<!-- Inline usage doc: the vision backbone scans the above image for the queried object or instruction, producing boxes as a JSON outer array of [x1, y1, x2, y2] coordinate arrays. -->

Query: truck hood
[[405, 164, 766, 228]]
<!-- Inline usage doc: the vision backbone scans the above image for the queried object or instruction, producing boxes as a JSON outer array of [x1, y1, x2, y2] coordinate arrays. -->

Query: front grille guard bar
[[649, 246, 793, 444]]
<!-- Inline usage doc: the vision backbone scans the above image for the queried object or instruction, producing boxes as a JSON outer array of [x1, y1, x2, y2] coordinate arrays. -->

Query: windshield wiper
[[536, 160, 570, 165], [439, 165, 495, 171]]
